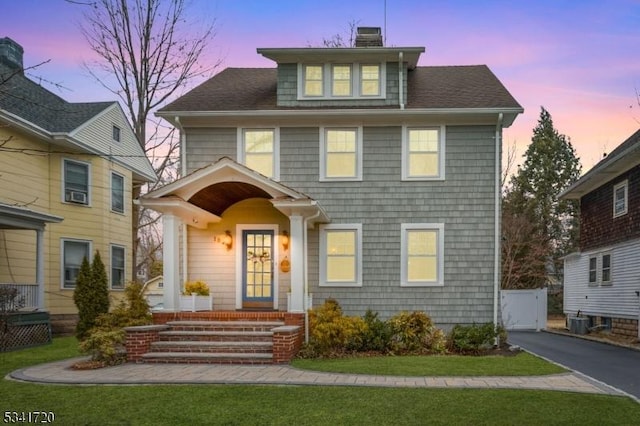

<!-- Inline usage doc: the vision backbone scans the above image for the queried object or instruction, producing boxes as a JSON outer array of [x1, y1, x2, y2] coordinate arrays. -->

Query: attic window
[[298, 63, 386, 100], [613, 180, 628, 217], [112, 125, 121, 142]]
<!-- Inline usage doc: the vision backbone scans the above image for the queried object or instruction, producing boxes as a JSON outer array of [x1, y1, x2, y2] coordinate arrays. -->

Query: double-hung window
[[588, 252, 612, 286], [63, 159, 90, 205], [304, 65, 323, 97], [588, 256, 598, 285], [112, 125, 121, 143], [111, 245, 125, 289], [320, 127, 362, 180], [360, 64, 380, 96], [62, 239, 90, 289], [111, 172, 124, 213], [332, 65, 352, 96], [319, 224, 362, 287], [402, 126, 445, 180], [401, 224, 444, 287], [239, 128, 279, 179], [613, 180, 628, 217], [299, 63, 385, 99]]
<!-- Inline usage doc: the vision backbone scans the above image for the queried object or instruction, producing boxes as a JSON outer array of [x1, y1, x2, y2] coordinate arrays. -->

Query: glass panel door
[[242, 230, 274, 306]]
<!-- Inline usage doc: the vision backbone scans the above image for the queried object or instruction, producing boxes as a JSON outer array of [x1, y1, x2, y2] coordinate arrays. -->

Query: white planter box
[[179, 294, 213, 312]]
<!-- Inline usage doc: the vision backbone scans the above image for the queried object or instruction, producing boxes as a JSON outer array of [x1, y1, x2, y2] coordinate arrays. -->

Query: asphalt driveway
[[508, 331, 640, 400]]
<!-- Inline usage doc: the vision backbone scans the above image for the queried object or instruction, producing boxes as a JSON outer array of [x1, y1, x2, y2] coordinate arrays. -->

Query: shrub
[[183, 280, 210, 296], [73, 252, 110, 341], [79, 329, 126, 366], [446, 323, 502, 355], [307, 299, 366, 356], [388, 311, 438, 354], [359, 309, 392, 353]]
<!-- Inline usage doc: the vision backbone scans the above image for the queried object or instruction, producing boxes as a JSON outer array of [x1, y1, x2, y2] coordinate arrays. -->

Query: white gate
[[501, 288, 547, 331]]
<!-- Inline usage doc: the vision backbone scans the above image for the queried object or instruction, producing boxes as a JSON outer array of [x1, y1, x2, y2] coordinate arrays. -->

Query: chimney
[[355, 27, 383, 47], [0, 37, 24, 72]]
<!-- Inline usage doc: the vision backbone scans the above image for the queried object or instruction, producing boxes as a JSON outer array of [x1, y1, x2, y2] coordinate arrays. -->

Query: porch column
[[36, 227, 45, 310], [163, 214, 181, 311], [288, 214, 305, 312]]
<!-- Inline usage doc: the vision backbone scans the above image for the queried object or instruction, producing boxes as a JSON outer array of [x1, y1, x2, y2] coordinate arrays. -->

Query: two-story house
[[561, 129, 640, 338], [141, 28, 522, 328], [0, 37, 156, 332]]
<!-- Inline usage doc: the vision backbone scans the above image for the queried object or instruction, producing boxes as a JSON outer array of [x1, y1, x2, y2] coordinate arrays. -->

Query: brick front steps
[[125, 312, 305, 364]]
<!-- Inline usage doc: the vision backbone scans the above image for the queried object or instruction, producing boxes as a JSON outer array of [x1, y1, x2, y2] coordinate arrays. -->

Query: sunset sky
[[3, 0, 639, 172]]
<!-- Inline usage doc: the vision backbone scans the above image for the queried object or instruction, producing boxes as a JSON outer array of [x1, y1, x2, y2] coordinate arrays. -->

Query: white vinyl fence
[[501, 288, 547, 331]]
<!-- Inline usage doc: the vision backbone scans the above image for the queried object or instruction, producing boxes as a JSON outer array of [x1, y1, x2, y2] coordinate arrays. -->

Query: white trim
[[297, 62, 387, 100], [60, 238, 92, 289], [110, 170, 125, 214], [400, 223, 444, 287], [401, 125, 446, 181], [237, 127, 280, 180], [62, 158, 92, 206], [319, 126, 363, 181], [234, 224, 280, 310], [319, 223, 363, 287], [613, 180, 628, 218], [110, 243, 126, 290]]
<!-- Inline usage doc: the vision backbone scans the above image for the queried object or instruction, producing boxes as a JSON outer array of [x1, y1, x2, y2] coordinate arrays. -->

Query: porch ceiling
[[189, 182, 272, 216]]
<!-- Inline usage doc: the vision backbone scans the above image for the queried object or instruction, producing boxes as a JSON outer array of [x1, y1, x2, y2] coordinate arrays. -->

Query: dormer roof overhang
[[257, 47, 425, 69]]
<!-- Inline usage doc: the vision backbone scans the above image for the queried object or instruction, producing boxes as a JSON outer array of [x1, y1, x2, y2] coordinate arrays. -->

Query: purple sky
[[3, 0, 640, 172]]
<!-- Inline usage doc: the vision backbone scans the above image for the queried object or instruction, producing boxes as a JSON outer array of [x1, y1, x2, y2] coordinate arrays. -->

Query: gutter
[[175, 116, 189, 289], [494, 113, 503, 333]]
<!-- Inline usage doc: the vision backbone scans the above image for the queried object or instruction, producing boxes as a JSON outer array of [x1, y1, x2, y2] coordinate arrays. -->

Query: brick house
[[561, 128, 640, 338]]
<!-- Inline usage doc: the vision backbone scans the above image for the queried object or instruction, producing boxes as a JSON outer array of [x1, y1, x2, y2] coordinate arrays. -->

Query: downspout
[[494, 113, 504, 337], [303, 210, 321, 344], [398, 52, 405, 110], [175, 116, 188, 287]]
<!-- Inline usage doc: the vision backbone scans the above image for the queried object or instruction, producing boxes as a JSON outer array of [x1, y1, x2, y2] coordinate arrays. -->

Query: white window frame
[[588, 256, 598, 286], [297, 63, 386, 100], [319, 224, 363, 287], [111, 171, 125, 214], [588, 251, 613, 286], [360, 64, 381, 97], [110, 244, 126, 290], [601, 252, 612, 286], [401, 125, 446, 181], [62, 158, 91, 205], [331, 64, 353, 97], [237, 128, 280, 180], [302, 64, 324, 97], [319, 126, 363, 181], [613, 180, 628, 218], [401, 223, 445, 287], [61, 238, 92, 289]]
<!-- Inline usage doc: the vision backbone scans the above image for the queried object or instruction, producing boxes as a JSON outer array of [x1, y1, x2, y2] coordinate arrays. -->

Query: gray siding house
[[141, 28, 522, 328]]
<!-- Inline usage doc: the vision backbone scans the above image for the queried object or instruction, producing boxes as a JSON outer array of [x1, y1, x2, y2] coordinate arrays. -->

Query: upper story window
[[111, 172, 125, 214], [62, 239, 90, 289], [111, 245, 125, 290], [613, 180, 628, 217], [239, 128, 279, 179], [304, 65, 323, 96], [298, 63, 385, 100], [112, 125, 121, 142], [360, 65, 380, 96], [332, 65, 352, 96], [401, 223, 444, 287], [319, 224, 362, 287], [402, 126, 445, 181], [63, 159, 90, 205], [320, 127, 362, 181]]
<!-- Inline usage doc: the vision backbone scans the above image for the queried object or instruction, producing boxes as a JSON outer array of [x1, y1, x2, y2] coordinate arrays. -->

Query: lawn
[[1, 338, 639, 425]]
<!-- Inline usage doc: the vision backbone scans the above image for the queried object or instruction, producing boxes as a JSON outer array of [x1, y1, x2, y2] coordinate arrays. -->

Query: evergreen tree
[[503, 107, 581, 287], [73, 252, 110, 340]]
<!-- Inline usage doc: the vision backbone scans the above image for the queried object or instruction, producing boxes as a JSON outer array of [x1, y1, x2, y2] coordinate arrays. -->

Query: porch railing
[[0, 283, 39, 310]]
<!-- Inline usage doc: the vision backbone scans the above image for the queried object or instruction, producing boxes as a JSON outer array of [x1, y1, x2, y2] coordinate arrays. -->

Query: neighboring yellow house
[[0, 37, 156, 330]]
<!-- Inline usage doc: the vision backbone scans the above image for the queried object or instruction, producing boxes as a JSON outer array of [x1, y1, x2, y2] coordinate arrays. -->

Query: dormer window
[[298, 63, 385, 100]]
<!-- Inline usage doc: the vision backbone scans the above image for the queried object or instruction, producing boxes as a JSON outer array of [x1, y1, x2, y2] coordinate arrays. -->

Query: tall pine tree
[[503, 107, 581, 288], [73, 252, 110, 340]]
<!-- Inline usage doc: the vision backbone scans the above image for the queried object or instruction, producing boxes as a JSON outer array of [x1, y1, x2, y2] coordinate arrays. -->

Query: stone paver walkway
[[7, 357, 627, 397]]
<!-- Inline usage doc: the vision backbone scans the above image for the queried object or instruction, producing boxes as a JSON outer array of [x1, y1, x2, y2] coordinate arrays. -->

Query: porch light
[[217, 230, 233, 251], [281, 230, 289, 251]]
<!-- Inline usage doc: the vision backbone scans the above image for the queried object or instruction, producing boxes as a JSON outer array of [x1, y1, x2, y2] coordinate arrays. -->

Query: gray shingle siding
[[185, 127, 237, 172]]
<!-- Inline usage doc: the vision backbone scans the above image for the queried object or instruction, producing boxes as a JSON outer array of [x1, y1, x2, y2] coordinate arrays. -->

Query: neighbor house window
[[112, 125, 121, 142], [319, 224, 362, 287], [401, 223, 444, 287], [111, 245, 125, 289], [304, 65, 323, 96], [239, 128, 279, 179], [360, 64, 380, 96], [601, 253, 611, 285], [320, 127, 362, 180], [402, 126, 445, 180], [111, 172, 124, 213], [589, 253, 613, 286], [613, 180, 628, 217], [588, 256, 597, 285], [62, 239, 90, 289], [332, 65, 352, 96], [63, 159, 90, 205]]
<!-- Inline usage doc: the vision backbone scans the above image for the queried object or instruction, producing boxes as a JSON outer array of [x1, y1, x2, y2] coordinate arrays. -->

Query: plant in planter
[[180, 280, 212, 311]]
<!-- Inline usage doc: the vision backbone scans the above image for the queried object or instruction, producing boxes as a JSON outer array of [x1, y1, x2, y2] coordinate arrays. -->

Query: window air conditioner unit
[[69, 191, 87, 204]]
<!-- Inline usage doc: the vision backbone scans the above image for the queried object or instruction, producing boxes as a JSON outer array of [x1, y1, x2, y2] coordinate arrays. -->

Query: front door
[[242, 229, 274, 309]]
